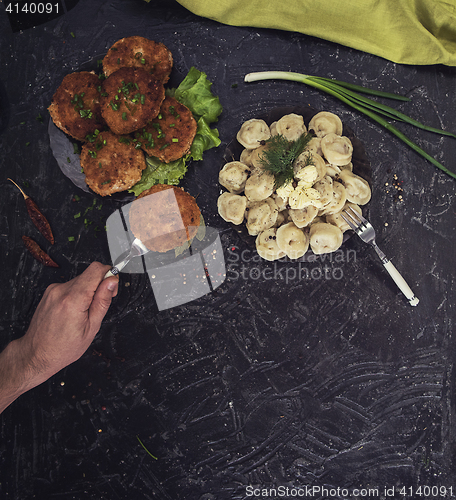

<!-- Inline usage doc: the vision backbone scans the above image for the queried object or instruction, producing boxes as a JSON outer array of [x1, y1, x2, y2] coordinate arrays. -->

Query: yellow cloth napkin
[[176, 0, 456, 66]]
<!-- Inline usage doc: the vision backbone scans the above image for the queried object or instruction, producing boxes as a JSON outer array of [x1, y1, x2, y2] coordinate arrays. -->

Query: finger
[[68, 262, 113, 311], [86, 275, 119, 335]]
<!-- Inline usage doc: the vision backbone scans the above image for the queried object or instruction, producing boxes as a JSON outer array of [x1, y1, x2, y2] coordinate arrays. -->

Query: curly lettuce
[[130, 67, 222, 196]]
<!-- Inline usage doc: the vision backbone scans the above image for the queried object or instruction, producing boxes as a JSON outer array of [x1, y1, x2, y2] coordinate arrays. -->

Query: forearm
[[0, 338, 42, 414]]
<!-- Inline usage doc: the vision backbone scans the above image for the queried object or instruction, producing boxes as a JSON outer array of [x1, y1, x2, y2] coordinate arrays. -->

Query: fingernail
[[107, 280, 118, 292]]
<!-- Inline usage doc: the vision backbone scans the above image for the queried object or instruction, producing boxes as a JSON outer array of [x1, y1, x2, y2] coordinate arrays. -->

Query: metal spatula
[[104, 237, 149, 279]]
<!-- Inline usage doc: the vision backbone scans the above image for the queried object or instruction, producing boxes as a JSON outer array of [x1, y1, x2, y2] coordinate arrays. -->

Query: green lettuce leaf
[[172, 66, 223, 124], [129, 156, 189, 196], [190, 117, 221, 161], [129, 67, 222, 196]]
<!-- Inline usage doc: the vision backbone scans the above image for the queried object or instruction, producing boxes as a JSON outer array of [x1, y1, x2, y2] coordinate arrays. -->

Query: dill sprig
[[259, 131, 315, 189]]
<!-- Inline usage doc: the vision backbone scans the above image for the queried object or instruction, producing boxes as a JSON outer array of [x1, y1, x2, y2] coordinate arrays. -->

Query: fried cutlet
[[129, 184, 201, 253], [48, 71, 105, 142], [100, 67, 165, 135], [135, 96, 197, 163], [102, 36, 173, 84], [80, 130, 146, 196]]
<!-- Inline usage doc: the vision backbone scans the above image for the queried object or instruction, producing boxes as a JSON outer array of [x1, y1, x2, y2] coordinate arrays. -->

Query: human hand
[[18, 262, 119, 387], [0, 262, 118, 413]]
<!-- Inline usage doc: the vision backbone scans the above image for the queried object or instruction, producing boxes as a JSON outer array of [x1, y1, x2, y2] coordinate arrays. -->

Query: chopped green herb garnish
[[136, 435, 158, 460], [260, 131, 314, 189]]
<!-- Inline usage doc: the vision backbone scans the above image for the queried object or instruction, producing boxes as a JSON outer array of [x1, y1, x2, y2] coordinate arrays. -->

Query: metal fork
[[341, 206, 419, 306]]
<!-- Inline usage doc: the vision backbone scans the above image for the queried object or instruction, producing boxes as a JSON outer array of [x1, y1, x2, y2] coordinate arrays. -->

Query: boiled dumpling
[[275, 113, 307, 141], [321, 133, 353, 166], [255, 228, 286, 261], [304, 137, 323, 156], [246, 197, 278, 235], [219, 161, 251, 194], [309, 222, 343, 254], [217, 192, 247, 225], [289, 205, 319, 228], [244, 170, 275, 201], [249, 144, 270, 172], [337, 170, 371, 205], [240, 148, 255, 167], [276, 222, 309, 259], [308, 111, 343, 138], [319, 181, 347, 215], [312, 175, 334, 208], [237, 118, 271, 149]]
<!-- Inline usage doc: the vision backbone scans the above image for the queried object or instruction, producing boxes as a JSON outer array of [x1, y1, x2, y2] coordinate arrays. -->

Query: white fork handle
[[382, 259, 419, 306]]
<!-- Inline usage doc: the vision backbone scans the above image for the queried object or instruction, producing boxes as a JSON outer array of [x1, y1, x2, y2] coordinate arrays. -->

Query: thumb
[[88, 277, 118, 333]]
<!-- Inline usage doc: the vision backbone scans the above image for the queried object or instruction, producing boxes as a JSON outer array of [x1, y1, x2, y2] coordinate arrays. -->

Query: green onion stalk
[[244, 71, 456, 180]]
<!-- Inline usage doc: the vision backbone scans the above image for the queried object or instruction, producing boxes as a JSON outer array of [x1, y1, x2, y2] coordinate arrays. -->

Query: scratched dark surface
[[1, 1, 456, 499]]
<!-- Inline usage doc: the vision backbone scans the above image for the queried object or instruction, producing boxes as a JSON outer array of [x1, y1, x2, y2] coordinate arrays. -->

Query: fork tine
[[340, 211, 359, 231], [346, 205, 367, 223]]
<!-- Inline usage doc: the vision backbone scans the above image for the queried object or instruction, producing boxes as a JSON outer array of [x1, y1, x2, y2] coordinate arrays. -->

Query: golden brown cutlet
[[102, 36, 173, 83], [100, 67, 165, 135], [48, 71, 105, 142], [135, 96, 197, 163], [80, 130, 147, 196], [129, 184, 201, 253]]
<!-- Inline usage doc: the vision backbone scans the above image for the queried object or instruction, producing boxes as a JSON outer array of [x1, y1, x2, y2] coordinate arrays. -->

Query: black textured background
[[1, 1, 455, 499]]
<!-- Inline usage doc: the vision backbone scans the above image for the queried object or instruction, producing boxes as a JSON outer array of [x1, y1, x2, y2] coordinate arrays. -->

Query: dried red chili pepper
[[22, 236, 59, 268], [8, 178, 55, 244]]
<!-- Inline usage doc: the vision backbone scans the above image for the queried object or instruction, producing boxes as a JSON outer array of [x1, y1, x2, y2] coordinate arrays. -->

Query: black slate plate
[[222, 105, 372, 262]]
